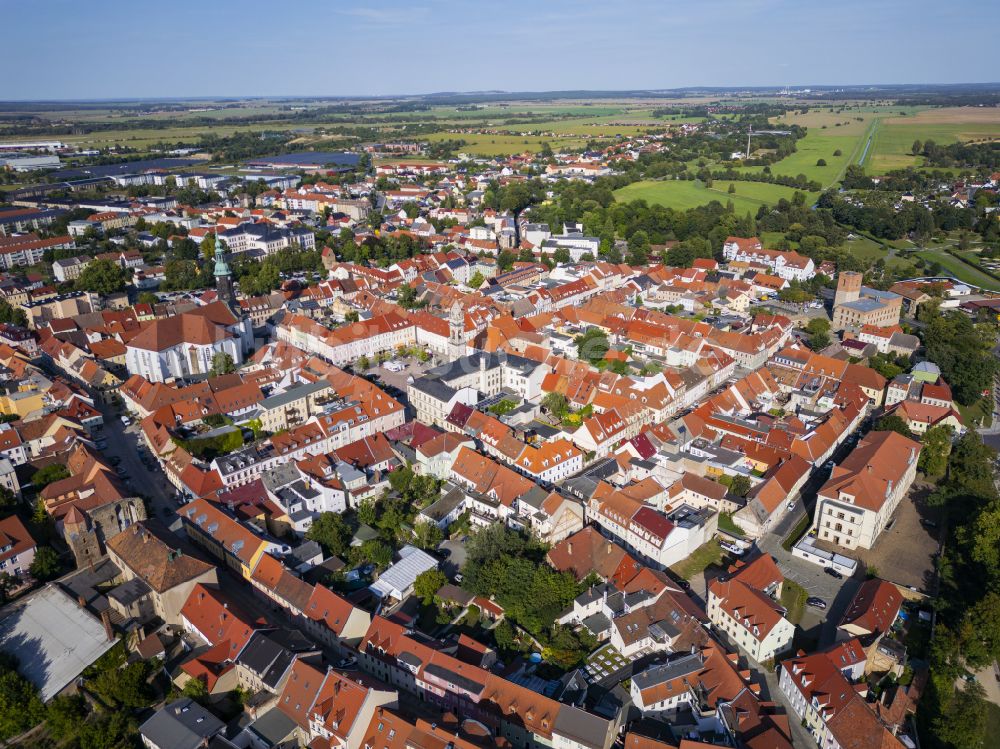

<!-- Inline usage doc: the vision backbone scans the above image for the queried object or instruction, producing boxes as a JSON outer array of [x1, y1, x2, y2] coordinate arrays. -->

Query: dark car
[[824, 567, 843, 579], [677, 579, 691, 591], [920, 518, 939, 530], [807, 597, 827, 609]]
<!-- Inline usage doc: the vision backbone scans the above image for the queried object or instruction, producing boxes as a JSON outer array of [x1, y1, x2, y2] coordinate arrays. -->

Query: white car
[[720, 542, 745, 556], [786, 500, 796, 511]]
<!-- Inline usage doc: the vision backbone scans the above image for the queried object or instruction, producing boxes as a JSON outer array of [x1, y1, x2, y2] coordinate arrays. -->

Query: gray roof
[[0, 584, 118, 700], [369, 545, 438, 599], [408, 377, 458, 402], [552, 704, 614, 749], [140, 699, 225, 749], [247, 707, 298, 745], [259, 380, 330, 412], [632, 651, 704, 692]]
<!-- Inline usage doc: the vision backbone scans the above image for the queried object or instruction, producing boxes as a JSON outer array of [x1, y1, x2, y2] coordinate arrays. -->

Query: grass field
[[614, 178, 816, 213], [913, 249, 1000, 291], [671, 539, 723, 580], [742, 116, 878, 188], [867, 107, 1000, 173]]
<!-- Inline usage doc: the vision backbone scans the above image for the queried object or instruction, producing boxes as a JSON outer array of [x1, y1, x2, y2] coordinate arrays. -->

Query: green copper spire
[[212, 233, 230, 277]]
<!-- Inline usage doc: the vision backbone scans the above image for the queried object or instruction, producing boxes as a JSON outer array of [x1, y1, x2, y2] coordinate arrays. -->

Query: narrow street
[[97, 401, 178, 527]]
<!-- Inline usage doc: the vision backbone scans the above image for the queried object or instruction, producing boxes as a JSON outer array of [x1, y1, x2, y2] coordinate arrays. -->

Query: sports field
[[613, 179, 816, 213]]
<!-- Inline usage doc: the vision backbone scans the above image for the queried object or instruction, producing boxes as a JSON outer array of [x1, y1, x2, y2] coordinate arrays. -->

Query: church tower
[[213, 233, 235, 308], [448, 301, 466, 360]]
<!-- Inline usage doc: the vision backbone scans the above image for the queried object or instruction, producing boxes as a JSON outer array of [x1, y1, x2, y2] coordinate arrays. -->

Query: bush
[[816, 158, 827, 167]]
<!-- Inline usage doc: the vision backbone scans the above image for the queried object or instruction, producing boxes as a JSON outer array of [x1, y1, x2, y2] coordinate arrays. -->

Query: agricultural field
[[613, 178, 816, 214], [422, 131, 586, 155], [866, 106, 1000, 173]]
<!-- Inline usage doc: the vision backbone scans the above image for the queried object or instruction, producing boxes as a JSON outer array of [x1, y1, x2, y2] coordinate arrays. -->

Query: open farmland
[[613, 178, 816, 214], [867, 106, 1000, 173]]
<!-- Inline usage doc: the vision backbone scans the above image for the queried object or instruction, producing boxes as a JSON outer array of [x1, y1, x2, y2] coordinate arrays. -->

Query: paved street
[[97, 402, 179, 528]]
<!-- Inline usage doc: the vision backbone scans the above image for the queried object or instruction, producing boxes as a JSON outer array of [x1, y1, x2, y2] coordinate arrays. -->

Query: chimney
[[100, 609, 114, 642], [77, 595, 86, 609]]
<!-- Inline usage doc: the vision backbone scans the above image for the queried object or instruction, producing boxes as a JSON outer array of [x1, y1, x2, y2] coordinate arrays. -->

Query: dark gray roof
[[247, 707, 298, 745], [424, 662, 484, 694], [139, 699, 224, 749], [552, 704, 614, 749], [631, 652, 704, 692], [408, 377, 458, 402]]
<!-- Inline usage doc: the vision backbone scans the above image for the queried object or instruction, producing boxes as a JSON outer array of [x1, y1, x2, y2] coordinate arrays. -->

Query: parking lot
[[856, 484, 941, 594], [757, 534, 861, 648], [369, 357, 438, 396]]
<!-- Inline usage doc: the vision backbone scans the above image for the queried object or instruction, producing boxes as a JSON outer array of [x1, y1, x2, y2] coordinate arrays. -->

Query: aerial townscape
[[0, 5, 999, 749]]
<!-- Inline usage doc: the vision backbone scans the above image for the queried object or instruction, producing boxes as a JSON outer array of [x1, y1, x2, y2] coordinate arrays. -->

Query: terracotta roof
[[106, 521, 214, 593]]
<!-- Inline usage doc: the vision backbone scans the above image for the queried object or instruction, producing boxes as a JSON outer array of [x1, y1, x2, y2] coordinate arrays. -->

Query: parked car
[[720, 542, 745, 556], [120, 415, 131, 426], [786, 500, 796, 511], [807, 597, 827, 609], [824, 567, 844, 579]]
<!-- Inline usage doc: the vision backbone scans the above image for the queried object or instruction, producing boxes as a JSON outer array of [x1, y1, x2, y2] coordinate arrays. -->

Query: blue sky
[[1, 0, 997, 100]]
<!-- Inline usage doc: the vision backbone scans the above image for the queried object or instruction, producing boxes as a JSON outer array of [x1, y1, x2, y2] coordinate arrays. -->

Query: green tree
[[468, 271, 485, 289], [919, 425, 953, 478], [414, 568, 447, 605], [0, 301, 27, 328], [497, 250, 516, 272], [815, 158, 827, 167], [413, 520, 444, 550], [28, 546, 61, 581], [209, 352, 236, 377], [45, 693, 87, 741], [932, 680, 987, 749], [181, 675, 209, 702], [357, 497, 378, 527], [627, 230, 650, 266], [874, 414, 915, 439], [33, 463, 70, 489], [574, 328, 610, 366], [0, 656, 45, 740], [728, 475, 752, 498], [76, 258, 127, 296], [306, 512, 352, 557], [542, 392, 569, 418], [136, 291, 158, 306], [0, 486, 16, 515]]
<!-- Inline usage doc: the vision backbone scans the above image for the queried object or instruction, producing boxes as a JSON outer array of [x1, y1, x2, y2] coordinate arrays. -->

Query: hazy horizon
[[2, 0, 998, 100]]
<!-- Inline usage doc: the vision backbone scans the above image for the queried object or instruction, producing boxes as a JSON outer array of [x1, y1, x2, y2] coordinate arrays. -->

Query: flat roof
[[0, 584, 117, 700]]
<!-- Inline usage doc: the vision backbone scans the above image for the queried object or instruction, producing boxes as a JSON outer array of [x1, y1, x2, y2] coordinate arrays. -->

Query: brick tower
[[834, 271, 863, 307]]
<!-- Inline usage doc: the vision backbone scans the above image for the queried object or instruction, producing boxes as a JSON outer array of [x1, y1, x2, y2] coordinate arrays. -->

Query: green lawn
[[843, 234, 890, 262], [913, 249, 1000, 291], [782, 512, 813, 551], [956, 397, 993, 429], [614, 179, 816, 213], [671, 539, 724, 580]]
